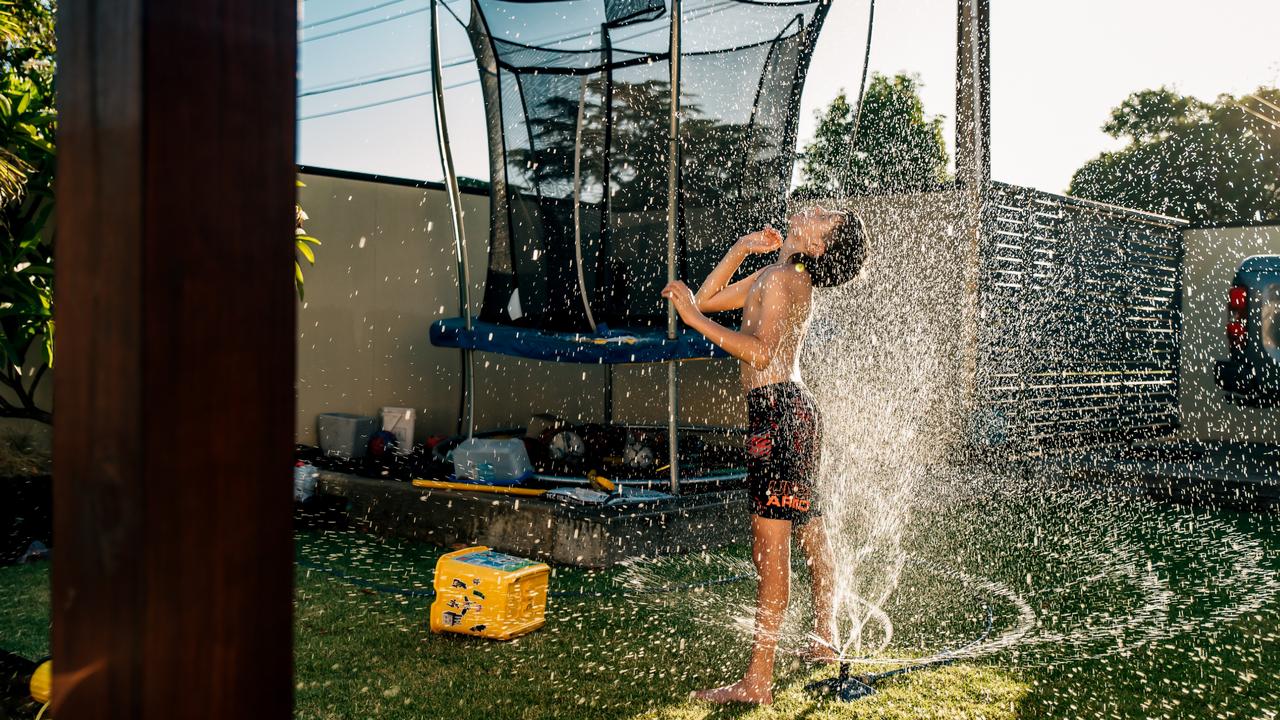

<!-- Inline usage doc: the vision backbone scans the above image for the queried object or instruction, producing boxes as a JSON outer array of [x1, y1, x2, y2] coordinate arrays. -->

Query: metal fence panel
[[975, 182, 1188, 449]]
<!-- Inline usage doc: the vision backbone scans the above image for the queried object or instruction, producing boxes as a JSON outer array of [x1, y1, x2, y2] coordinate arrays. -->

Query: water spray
[[805, 601, 993, 702]]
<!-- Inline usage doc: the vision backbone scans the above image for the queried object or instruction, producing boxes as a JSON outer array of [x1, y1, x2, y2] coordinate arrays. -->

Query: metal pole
[[572, 75, 598, 331], [956, 0, 991, 454], [431, 0, 475, 438], [843, 0, 876, 196], [666, 0, 682, 494], [955, 0, 990, 190]]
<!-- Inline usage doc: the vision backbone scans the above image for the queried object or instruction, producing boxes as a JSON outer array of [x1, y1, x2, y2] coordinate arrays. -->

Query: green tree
[[1068, 86, 1280, 225], [0, 0, 55, 423], [508, 78, 780, 213], [0, 1, 319, 421], [795, 73, 950, 199]]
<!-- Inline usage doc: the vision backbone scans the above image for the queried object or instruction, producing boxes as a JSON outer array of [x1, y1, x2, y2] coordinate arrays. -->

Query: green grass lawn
[[0, 532, 1026, 720], [0, 561, 49, 661], [3, 502, 1278, 720], [287, 531, 1028, 720]]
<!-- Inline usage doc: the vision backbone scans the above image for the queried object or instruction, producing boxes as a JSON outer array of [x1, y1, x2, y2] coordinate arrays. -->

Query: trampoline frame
[[430, 0, 832, 492]]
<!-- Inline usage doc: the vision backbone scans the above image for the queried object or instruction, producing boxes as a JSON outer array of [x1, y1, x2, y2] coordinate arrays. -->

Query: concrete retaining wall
[[295, 170, 751, 447]]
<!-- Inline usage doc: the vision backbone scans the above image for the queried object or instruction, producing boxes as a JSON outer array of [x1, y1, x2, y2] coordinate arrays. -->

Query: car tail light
[[1228, 285, 1248, 318], [1227, 320, 1247, 350]]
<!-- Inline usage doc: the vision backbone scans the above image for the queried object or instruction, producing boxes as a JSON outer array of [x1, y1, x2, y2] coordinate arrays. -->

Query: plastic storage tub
[[450, 438, 533, 485], [317, 412, 377, 458], [380, 406, 416, 454], [429, 546, 548, 641]]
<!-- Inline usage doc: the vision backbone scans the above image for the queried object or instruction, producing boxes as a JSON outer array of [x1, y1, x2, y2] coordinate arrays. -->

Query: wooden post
[[53, 1, 296, 717]]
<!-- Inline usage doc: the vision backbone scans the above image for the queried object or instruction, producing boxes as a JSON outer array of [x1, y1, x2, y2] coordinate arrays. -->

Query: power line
[[1248, 94, 1280, 116], [1239, 103, 1280, 131], [302, 4, 432, 43], [299, 0, 468, 44], [299, 0, 735, 102], [301, 0, 736, 97], [300, 78, 486, 121], [299, 0, 750, 120], [298, 0, 473, 99], [300, 54, 477, 98], [301, 0, 408, 30], [301, 89, 435, 121], [300, 63, 431, 98]]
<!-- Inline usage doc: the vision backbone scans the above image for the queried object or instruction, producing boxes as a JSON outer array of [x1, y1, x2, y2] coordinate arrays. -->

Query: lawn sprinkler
[[806, 601, 994, 702], [804, 661, 876, 701], [804, 657, 960, 702]]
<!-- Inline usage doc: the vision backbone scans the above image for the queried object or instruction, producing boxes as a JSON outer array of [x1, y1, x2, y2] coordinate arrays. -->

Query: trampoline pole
[[572, 75, 597, 331], [666, 0, 682, 495], [431, 0, 475, 438]]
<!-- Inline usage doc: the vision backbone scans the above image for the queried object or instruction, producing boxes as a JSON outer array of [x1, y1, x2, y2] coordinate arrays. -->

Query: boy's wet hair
[[788, 211, 868, 288]]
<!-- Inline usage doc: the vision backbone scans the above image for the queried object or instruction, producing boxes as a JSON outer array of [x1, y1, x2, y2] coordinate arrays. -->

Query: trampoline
[[430, 318, 730, 363], [427, 0, 833, 490]]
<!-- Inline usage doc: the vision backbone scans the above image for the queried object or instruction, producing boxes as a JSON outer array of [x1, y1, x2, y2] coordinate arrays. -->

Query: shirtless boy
[[661, 205, 867, 705]]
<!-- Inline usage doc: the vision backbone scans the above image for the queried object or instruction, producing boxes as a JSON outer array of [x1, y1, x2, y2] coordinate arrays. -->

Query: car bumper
[[1216, 356, 1280, 398]]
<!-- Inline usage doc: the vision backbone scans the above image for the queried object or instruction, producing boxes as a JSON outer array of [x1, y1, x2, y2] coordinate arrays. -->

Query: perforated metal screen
[[975, 182, 1189, 448]]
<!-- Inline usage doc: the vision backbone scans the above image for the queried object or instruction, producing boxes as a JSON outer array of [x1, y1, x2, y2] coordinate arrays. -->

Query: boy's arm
[[694, 227, 781, 311], [693, 242, 749, 307], [663, 272, 793, 371], [697, 269, 763, 313]]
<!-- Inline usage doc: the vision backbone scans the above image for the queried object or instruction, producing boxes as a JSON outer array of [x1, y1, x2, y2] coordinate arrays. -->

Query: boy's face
[[787, 205, 846, 256]]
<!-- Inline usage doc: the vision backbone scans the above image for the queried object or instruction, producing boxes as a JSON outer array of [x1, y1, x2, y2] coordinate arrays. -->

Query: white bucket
[[381, 406, 416, 454]]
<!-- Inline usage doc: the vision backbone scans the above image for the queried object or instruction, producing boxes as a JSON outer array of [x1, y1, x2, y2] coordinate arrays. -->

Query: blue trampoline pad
[[429, 318, 731, 364]]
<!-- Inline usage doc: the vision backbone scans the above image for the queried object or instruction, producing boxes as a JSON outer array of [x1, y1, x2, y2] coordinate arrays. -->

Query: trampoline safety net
[[467, 0, 831, 333]]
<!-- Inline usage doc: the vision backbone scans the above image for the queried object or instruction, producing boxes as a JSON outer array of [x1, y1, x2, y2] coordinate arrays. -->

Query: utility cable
[[301, 0, 408, 30], [838, 0, 875, 198], [299, 0, 735, 98], [297, 0, 740, 118]]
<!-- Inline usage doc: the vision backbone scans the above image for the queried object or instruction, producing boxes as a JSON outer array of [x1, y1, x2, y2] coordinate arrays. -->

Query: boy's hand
[[735, 225, 783, 255], [661, 280, 697, 316]]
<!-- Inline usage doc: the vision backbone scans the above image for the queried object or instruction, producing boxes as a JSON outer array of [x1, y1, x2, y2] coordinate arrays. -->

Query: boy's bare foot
[[800, 640, 839, 664], [691, 679, 774, 705]]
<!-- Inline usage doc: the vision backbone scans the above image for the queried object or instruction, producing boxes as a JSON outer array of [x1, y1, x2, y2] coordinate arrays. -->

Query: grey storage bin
[[317, 413, 377, 458]]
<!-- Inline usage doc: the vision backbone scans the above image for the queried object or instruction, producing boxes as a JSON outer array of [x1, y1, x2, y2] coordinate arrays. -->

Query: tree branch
[[0, 365, 22, 393], [26, 362, 47, 401]]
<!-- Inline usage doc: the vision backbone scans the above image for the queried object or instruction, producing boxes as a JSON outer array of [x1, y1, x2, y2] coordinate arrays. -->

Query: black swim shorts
[[745, 381, 823, 524]]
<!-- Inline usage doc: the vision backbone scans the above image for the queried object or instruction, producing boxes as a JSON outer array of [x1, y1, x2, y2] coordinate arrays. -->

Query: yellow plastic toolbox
[[429, 546, 549, 641]]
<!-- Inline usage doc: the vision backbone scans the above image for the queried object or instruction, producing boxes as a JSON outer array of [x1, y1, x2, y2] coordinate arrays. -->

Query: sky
[[298, 0, 1280, 195]]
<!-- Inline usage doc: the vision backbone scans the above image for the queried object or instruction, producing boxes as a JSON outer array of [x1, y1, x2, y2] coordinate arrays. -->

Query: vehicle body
[[1214, 255, 1280, 405]]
